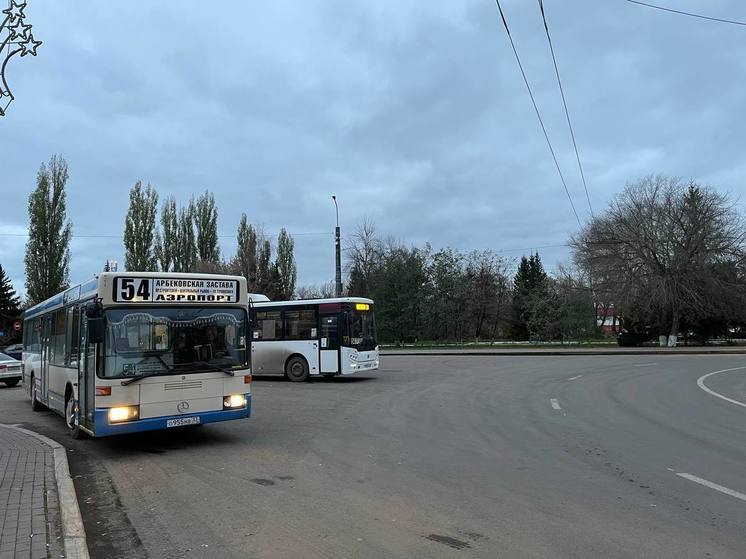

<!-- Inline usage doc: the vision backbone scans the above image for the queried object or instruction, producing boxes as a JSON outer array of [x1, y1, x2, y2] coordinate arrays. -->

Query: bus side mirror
[[86, 301, 105, 344]]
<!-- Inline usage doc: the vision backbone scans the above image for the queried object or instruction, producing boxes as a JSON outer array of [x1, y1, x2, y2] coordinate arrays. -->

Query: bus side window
[[254, 311, 282, 340], [51, 308, 67, 365], [284, 310, 317, 340], [66, 305, 81, 367], [32, 318, 41, 352]]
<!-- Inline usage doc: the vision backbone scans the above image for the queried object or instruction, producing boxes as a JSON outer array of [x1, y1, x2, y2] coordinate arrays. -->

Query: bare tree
[[345, 217, 384, 297], [296, 281, 335, 300], [571, 176, 746, 345]]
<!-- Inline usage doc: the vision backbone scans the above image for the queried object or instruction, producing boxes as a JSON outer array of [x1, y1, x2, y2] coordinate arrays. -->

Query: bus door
[[77, 310, 95, 430], [319, 314, 339, 373], [40, 316, 52, 401]]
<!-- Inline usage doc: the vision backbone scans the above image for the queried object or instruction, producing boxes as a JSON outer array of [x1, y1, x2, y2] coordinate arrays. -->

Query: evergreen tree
[[154, 197, 178, 272], [174, 202, 197, 272], [123, 180, 159, 271], [510, 253, 549, 340], [236, 213, 258, 291], [24, 155, 72, 305], [0, 264, 21, 329], [193, 190, 220, 264], [275, 228, 297, 299]]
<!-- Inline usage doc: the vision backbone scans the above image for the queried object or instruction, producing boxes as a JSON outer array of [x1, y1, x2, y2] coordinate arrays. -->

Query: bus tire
[[30, 374, 45, 412], [285, 356, 309, 382], [65, 388, 84, 439]]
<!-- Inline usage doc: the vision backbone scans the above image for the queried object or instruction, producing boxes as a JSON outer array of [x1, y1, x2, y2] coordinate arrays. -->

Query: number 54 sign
[[112, 277, 239, 303], [114, 277, 152, 302]]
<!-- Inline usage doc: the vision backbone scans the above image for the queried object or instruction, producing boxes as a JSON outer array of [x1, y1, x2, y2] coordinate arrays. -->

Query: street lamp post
[[332, 195, 342, 297]]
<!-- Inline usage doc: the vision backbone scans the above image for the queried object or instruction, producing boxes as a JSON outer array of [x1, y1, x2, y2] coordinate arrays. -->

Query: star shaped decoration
[[19, 32, 41, 57], [9, 18, 31, 41], [1, 0, 27, 23]]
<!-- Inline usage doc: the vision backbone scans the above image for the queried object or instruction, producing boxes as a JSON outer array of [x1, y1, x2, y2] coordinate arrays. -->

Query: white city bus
[[22, 272, 252, 438], [249, 297, 379, 381]]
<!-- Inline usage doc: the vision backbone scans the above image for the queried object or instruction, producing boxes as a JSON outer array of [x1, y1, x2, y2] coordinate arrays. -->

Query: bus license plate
[[166, 417, 200, 428]]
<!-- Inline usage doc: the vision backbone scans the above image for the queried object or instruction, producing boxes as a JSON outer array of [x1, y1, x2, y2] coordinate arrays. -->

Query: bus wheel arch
[[64, 384, 83, 439], [285, 355, 310, 382]]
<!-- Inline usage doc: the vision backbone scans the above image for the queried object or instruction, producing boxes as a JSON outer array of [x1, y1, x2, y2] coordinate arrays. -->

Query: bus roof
[[24, 272, 248, 320], [252, 296, 374, 308]]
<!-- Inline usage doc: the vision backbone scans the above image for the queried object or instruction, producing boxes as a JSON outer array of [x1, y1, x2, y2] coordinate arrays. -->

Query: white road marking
[[550, 398, 561, 410], [633, 363, 657, 368], [675, 472, 746, 503], [696, 367, 746, 409], [567, 375, 582, 381]]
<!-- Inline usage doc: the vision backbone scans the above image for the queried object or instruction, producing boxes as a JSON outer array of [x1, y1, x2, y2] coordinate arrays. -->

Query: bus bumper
[[92, 394, 252, 437]]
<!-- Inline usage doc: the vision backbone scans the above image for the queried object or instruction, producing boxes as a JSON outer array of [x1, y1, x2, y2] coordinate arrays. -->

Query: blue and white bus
[[22, 272, 252, 438]]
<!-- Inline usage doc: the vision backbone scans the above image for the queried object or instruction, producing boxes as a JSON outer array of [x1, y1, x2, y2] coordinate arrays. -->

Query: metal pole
[[332, 196, 342, 297]]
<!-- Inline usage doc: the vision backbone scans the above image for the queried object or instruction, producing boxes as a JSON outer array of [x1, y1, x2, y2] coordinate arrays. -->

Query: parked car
[[2, 343, 22, 361], [0, 352, 22, 387]]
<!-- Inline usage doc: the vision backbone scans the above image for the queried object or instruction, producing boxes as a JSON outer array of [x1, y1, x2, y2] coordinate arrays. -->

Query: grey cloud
[[1, 0, 744, 295]]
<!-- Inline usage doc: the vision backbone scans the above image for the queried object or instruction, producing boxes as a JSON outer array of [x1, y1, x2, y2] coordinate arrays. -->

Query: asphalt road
[[1, 355, 745, 558]]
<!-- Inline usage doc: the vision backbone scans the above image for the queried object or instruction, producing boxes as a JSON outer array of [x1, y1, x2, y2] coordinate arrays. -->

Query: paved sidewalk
[[0, 426, 65, 559]]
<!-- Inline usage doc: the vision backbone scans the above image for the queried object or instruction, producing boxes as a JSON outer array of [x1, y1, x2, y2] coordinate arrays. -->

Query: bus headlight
[[108, 405, 139, 423], [223, 394, 247, 409]]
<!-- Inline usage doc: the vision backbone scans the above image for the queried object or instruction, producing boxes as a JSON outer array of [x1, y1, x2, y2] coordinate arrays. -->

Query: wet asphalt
[[1, 354, 745, 558]]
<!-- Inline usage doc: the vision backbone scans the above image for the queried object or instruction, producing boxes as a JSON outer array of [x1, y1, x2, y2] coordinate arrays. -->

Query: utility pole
[[332, 195, 342, 297]]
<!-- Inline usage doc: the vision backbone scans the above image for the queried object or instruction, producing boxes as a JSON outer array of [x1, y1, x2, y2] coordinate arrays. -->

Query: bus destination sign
[[113, 277, 239, 303]]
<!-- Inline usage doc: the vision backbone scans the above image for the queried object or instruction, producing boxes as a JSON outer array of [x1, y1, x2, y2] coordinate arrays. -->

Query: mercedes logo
[[176, 401, 190, 413]]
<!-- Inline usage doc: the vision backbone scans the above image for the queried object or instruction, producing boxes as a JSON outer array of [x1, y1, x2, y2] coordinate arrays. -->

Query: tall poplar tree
[[193, 190, 220, 264], [236, 213, 258, 290], [256, 238, 273, 297], [174, 202, 197, 272], [123, 180, 159, 271], [154, 196, 178, 272], [275, 228, 297, 300], [25, 155, 72, 305]]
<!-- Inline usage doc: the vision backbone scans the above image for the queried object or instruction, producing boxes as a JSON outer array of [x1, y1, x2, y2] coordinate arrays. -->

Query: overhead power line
[[0, 231, 334, 239], [492, 0, 582, 229], [537, 0, 593, 217], [625, 0, 746, 26]]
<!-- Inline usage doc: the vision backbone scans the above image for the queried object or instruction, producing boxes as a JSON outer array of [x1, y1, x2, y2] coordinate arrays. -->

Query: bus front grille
[[164, 381, 203, 391]]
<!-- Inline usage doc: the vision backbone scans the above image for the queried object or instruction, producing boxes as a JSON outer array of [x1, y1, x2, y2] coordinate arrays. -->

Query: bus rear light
[[244, 374, 252, 384], [108, 405, 139, 423], [96, 386, 112, 396], [223, 394, 247, 409]]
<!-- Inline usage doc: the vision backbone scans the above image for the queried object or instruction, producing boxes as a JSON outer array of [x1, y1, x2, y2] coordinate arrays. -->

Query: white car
[[0, 352, 22, 387]]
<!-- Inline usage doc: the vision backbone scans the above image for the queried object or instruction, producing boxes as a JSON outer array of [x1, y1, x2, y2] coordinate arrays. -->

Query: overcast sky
[[1, 0, 745, 296]]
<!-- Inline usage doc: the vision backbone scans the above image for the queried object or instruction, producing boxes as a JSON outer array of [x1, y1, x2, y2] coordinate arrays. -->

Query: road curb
[[0, 424, 90, 559], [382, 349, 746, 356]]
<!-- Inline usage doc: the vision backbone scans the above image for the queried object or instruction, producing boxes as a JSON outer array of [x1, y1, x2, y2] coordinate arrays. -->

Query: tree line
[[344, 220, 597, 344], [9, 154, 746, 347], [122, 180, 297, 299], [345, 177, 746, 345], [19, 155, 298, 308]]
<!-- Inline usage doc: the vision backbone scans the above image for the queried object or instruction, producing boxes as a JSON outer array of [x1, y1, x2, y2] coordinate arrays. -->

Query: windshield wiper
[[175, 360, 235, 377], [121, 372, 161, 386]]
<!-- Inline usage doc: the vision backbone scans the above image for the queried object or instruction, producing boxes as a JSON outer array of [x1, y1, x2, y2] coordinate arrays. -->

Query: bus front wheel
[[65, 391, 84, 439], [285, 356, 309, 382], [30, 375, 45, 412]]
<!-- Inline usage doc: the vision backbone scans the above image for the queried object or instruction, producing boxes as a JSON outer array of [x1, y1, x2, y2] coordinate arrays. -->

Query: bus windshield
[[346, 308, 377, 352], [102, 307, 248, 378]]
